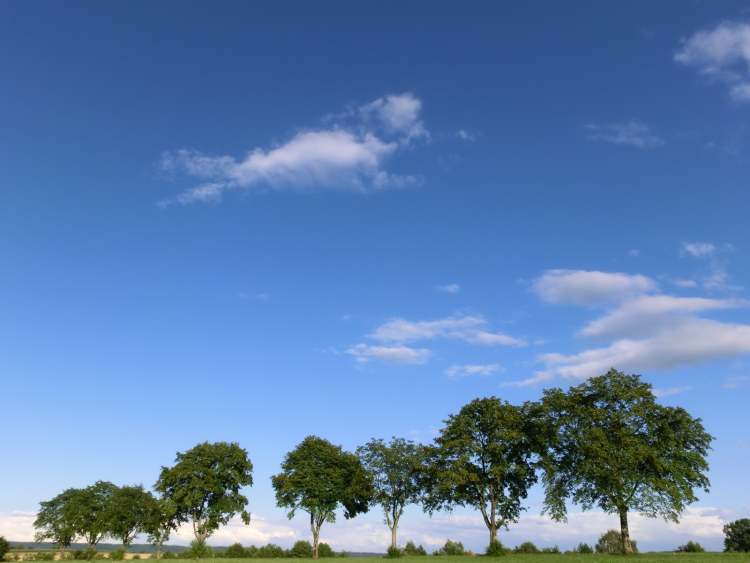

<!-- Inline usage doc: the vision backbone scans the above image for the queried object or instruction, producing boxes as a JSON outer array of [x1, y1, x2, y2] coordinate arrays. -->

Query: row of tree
[[35, 370, 715, 558]]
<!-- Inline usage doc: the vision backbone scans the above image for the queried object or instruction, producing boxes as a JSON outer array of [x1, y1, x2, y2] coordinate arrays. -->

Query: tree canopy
[[155, 441, 253, 544], [106, 485, 160, 549], [357, 437, 425, 549], [540, 369, 712, 554], [34, 488, 80, 551], [420, 397, 538, 547], [272, 435, 372, 559]]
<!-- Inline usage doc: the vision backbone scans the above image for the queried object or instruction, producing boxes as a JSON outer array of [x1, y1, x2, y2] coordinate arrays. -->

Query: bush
[[541, 546, 560, 554], [109, 549, 126, 561], [485, 540, 506, 557], [71, 549, 97, 561], [159, 552, 176, 560], [289, 541, 313, 558], [257, 544, 285, 558], [402, 542, 426, 556], [223, 544, 247, 559], [317, 544, 334, 558], [724, 518, 750, 552], [434, 540, 464, 556], [386, 546, 401, 558], [573, 543, 593, 554], [595, 530, 637, 554], [514, 542, 539, 554], [185, 541, 213, 560], [676, 541, 705, 553], [0, 537, 9, 561]]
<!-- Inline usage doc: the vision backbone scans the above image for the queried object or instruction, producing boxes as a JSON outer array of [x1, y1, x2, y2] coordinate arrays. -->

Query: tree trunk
[[311, 514, 321, 560], [619, 508, 634, 554], [390, 524, 398, 550], [489, 522, 497, 546]]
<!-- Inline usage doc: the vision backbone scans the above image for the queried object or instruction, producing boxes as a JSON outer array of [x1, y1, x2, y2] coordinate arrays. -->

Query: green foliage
[[0, 537, 9, 561], [573, 543, 593, 554], [272, 436, 372, 557], [485, 540, 506, 556], [514, 542, 540, 554], [143, 498, 179, 554], [256, 544, 286, 558], [34, 489, 84, 550], [290, 540, 314, 558], [222, 543, 247, 558], [541, 370, 712, 553], [677, 541, 705, 552], [421, 398, 538, 545], [434, 540, 464, 556], [317, 543, 334, 558], [596, 530, 638, 554], [109, 549, 126, 561], [71, 548, 97, 560], [403, 542, 427, 556], [541, 546, 560, 554], [357, 437, 425, 549], [106, 485, 160, 548], [155, 442, 253, 544], [159, 551, 177, 559], [385, 546, 402, 558], [185, 540, 213, 559], [77, 482, 120, 547], [724, 518, 750, 552]]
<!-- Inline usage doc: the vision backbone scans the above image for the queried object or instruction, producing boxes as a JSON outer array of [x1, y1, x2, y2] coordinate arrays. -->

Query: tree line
[[34, 370, 720, 558]]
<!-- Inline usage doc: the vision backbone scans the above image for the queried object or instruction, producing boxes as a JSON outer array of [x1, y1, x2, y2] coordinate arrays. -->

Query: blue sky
[[2, 0, 750, 552]]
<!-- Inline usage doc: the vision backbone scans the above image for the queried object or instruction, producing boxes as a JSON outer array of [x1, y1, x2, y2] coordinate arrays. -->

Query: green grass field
[[27, 557, 748, 563]]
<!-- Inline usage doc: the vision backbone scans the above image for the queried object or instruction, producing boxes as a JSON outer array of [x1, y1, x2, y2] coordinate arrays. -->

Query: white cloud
[[675, 21, 750, 102], [160, 93, 426, 205], [627, 248, 641, 257], [579, 295, 742, 339], [502, 371, 555, 388], [532, 270, 656, 306], [435, 283, 461, 294], [345, 343, 431, 365], [722, 374, 750, 389], [653, 385, 693, 398], [369, 315, 525, 347], [445, 363, 503, 378], [674, 278, 699, 288], [682, 241, 716, 257], [456, 129, 476, 142], [585, 121, 665, 149]]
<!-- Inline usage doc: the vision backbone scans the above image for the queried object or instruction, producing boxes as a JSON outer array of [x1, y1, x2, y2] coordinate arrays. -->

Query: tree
[[540, 370, 712, 554], [289, 540, 313, 558], [272, 436, 372, 559], [724, 518, 750, 552], [0, 536, 10, 561], [106, 485, 160, 550], [143, 498, 178, 559], [676, 541, 704, 553], [421, 397, 538, 548], [155, 442, 253, 546], [33, 489, 80, 552], [356, 437, 425, 550], [75, 481, 119, 548]]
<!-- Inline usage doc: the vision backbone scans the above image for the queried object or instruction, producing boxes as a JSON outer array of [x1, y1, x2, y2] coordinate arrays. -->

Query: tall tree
[[33, 489, 80, 553], [106, 485, 160, 550], [357, 437, 425, 549], [154, 442, 253, 545], [272, 436, 372, 559], [74, 481, 119, 548], [143, 498, 179, 559], [421, 397, 538, 548], [540, 369, 713, 554]]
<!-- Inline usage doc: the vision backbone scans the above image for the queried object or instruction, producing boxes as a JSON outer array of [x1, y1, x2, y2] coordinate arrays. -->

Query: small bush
[[223, 544, 247, 559], [595, 530, 637, 554], [402, 542, 426, 557], [257, 544, 285, 558], [435, 540, 464, 556], [110, 549, 126, 561], [514, 542, 539, 554], [541, 546, 560, 554], [159, 552, 176, 560], [385, 546, 401, 558], [0, 537, 9, 561], [317, 544, 334, 558], [573, 543, 593, 554], [185, 541, 213, 560], [724, 518, 750, 552], [485, 540, 506, 557], [289, 541, 313, 558], [676, 541, 705, 553]]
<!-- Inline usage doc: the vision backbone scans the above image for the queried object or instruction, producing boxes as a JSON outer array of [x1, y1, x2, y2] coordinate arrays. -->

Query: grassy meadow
[[8, 556, 747, 563]]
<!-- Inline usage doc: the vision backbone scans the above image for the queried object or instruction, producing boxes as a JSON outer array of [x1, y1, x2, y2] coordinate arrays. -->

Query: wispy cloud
[[585, 121, 665, 149], [654, 385, 693, 398], [722, 375, 750, 389], [369, 315, 525, 347], [345, 343, 431, 365], [159, 93, 426, 206], [681, 242, 740, 293], [532, 270, 656, 306], [682, 241, 716, 257], [675, 21, 750, 102], [445, 363, 503, 378], [435, 283, 461, 294], [456, 129, 476, 142]]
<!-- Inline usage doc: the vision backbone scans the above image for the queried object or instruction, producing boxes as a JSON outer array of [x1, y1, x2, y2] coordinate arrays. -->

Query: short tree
[[143, 498, 178, 559], [356, 437, 425, 550], [289, 540, 313, 558], [403, 541, 426, 556], [435, 540, 464, 556], [513, 542, 539, 554], [676, 541, 704, 553], [33, 489, 80, 552], [540, 370, 712, 554], [155, 442, 253, 546], [224, 543, 248, 558], [317, 543, 334, 558], [272, 436, 372, 559], [106, 485, 160, 550], [74, 481, 119, 548], [724, 518, 750, 552], [574, 543, 593, 554], [596, 530, 637, 554], [421, 397, 538, 548], [0, 536, 10, 561]]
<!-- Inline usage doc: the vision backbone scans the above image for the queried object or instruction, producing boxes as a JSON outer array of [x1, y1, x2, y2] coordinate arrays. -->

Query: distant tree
[[317, 543, 334, 558], [155, 442, 253, 546], [676, 541, 705, 553], [403, 541, 426, 556], [434, 540, 464, 556], [724, 518, 750, 552], [540, 370, 712, 554], [421, 397, 538, 548], [0, 536, 9, 561], [596, 530, 637, 554], [573, 543, 593, 554], [257, 544, 286, 558], [272, 436, 372, 559], [289, 540, 313, 558], [106, 485, 160, 550], [356, 437, 425, 550], [33, 489, 80, 552], [224, 543, 248, 558], [513, 542, 539, 554], [143, 498, 178, 559]]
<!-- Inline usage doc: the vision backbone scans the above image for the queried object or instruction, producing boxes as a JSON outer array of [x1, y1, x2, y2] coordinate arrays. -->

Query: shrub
[[109, 549, 126, 561], [724, 518, 750, 552], [317, 544, 334, 558], [573, 543, 593, 554], [185, 541, 213, 560], [514, 542, 539, 554], [402, 542, 426, 556], [541, 546, 560, 554], [223, 544, 247, 559], [595, 530, 637, 554], [385, 546, 401, 558], [676, 541, 705, 553], [257, 544, 285, 558], [485, 540, 506, 557], [289, 541, 313, 558], [160, 552, 176, 560], [0, 537, 9, 561], [435, 540, 464, 556], [71, 549, 97, 561]]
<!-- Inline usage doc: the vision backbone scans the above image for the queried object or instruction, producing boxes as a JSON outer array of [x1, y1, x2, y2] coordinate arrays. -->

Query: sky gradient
[[1, 0, 750, 553]]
